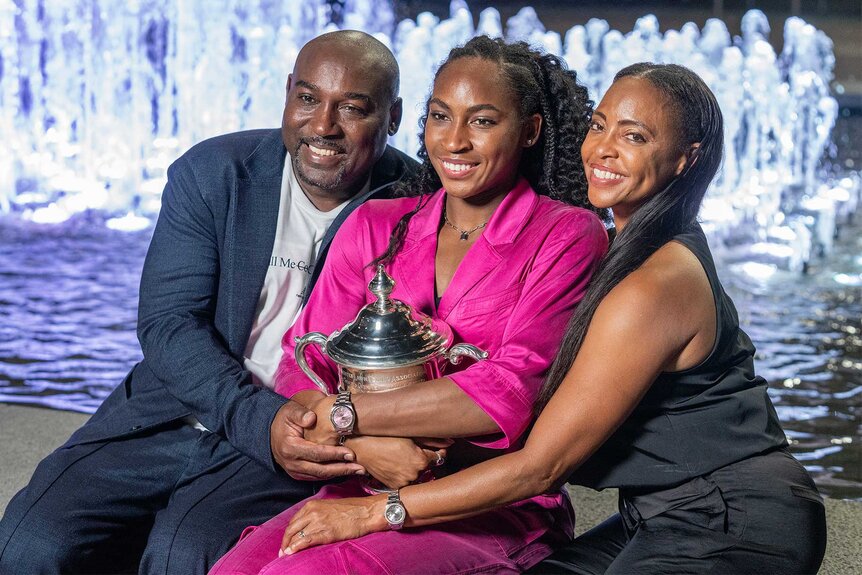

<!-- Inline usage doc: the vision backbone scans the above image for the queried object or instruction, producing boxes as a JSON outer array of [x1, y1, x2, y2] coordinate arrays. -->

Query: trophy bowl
[[294, 265, 488, 395]]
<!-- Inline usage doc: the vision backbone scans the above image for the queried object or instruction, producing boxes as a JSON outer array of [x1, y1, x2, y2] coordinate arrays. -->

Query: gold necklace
[[442, 205, 488, 241]]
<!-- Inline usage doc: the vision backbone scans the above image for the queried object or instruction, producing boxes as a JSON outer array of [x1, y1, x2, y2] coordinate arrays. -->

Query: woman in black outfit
[[278, 63, 828, 574]]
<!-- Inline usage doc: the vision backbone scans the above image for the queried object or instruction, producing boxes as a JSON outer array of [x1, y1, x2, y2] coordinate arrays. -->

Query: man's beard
[[293, 140, 347, 191]]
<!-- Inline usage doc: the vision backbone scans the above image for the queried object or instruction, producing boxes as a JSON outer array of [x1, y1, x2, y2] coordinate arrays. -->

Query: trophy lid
[[324, 266, 449, 369]]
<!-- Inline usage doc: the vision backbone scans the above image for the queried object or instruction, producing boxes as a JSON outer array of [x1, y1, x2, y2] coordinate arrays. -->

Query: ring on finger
[[298, 530, 306, 538], [434, 450, 445, 466]]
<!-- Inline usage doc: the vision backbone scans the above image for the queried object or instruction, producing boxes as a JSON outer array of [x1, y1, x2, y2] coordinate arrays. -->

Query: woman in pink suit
[[210, 36, 607, 574]]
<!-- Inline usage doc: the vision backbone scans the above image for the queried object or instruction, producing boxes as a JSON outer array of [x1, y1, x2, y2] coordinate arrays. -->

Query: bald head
[[298, 30, 400, 103], [281, 30, 403, 210]]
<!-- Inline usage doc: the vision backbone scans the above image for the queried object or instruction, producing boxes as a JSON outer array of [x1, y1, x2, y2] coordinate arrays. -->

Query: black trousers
[[0, 421, 316, 575], [530, 449, 826, 575]]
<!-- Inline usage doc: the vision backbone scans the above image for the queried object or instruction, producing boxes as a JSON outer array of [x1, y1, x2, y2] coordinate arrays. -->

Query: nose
[[310, 105, 343, 138], [442, 121, 471, 153], [589, 130, 617, 159]]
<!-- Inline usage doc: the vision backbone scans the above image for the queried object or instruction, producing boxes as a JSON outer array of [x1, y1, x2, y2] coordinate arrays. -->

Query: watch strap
[[384, 490, 406, 530]]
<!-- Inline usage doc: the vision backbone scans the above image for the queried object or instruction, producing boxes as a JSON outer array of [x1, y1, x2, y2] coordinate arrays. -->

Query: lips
[[590, 164, 625, 183], [299, 139, 346, 165], [307, 143, 339, 157], [439, 158, 479, 178]]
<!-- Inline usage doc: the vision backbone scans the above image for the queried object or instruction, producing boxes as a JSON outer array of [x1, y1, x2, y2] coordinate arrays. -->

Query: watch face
[[331, 405, 354, 430], [385, 503, 406, 525]]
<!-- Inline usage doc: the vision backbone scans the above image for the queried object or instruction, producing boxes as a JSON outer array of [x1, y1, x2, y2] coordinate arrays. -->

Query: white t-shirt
[[242, 153, 360, 389]]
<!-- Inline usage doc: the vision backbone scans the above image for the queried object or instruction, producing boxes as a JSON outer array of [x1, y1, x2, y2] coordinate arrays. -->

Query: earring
[[526, 139, 533, 145]]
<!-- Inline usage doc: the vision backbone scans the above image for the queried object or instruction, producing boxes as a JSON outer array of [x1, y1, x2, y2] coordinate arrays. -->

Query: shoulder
[[533, 198, 609, 253], [598, 241, 710, 339], [370, 146, 421, 190], [180, 129, 277, 167], [165, 129, 282, 206], [381, 145, 420, 173]]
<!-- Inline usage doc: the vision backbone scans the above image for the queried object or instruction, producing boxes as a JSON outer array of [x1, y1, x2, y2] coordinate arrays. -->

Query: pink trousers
[[209, 479, 574, 575]]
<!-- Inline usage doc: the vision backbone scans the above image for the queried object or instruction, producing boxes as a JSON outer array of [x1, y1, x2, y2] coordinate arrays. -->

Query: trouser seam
[[0, 442, 109, 564], [158, 440, 251, 575]]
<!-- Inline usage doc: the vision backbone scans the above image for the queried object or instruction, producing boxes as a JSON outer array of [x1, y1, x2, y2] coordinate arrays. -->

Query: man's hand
[[302, 394, 339, 446], [270, 401, 365, 480]]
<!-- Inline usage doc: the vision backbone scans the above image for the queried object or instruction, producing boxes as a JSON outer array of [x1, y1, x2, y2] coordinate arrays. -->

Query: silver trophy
[[294, 265, 488, 395]]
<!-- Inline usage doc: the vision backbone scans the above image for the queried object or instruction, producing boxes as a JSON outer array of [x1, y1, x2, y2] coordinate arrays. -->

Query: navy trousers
[[530, 449, 827, 574], [0, 421, 316, 575]]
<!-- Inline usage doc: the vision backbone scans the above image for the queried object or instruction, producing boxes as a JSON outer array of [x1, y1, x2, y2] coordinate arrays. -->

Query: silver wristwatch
[[329, 390, 356, 438], [384, 490, 406, 530]]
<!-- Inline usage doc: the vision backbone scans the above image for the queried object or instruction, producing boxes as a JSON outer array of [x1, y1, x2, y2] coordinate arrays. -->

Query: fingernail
[[355, 468, 365, 475], [278, 548, 284, 558], [344, 453, 355, 462]]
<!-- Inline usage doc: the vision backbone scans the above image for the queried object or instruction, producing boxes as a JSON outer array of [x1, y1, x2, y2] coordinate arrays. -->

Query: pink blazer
[[276, 178, 608, 449]]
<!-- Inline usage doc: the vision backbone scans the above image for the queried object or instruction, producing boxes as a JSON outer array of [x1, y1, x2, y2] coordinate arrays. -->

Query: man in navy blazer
[[0, 31, 416, 574]]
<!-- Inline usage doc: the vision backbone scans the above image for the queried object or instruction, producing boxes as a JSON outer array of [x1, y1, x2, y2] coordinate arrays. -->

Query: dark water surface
[[1, 214, 860, 499]]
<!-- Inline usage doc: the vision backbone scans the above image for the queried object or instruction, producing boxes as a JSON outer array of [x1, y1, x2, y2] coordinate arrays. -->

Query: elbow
[[534, 466, 563, 495], [518, 454, 567, 496]]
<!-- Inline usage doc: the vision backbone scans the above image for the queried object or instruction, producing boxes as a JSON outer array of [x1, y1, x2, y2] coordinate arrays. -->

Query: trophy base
[[340, 364, 428, 393]]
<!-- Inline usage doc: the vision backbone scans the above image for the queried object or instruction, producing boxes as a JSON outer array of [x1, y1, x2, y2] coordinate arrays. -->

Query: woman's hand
[[280, 495, 389, 556], [347, 435, 449, 489]]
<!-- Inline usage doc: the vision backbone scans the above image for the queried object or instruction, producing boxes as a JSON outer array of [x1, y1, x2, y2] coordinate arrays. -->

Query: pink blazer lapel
[[435, 239, 502, 319], [396, 178, 539, 320], [394, 192, 442, 315]]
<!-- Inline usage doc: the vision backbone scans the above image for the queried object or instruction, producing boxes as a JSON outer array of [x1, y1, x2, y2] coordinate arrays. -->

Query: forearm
[[353, 377, 499, 438], [400, 450, 549, 525]]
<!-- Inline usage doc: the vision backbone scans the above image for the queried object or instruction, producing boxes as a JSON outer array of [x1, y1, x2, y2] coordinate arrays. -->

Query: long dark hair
[[536, 62, 725, 411], [371, 35, 596, 268]]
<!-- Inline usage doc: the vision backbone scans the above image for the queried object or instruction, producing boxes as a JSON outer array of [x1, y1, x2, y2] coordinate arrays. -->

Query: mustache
[[296, 137, 346, 155]]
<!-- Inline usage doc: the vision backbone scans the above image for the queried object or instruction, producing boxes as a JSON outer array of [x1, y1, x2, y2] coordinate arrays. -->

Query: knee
[[142, 517, 235, 575], [0, 522, 82, 575]]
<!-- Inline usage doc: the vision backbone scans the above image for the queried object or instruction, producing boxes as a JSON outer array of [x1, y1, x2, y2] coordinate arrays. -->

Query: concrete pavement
[[1, 403, 859, 573]]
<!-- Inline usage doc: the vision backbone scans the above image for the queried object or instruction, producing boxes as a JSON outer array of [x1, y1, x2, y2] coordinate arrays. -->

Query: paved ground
[[1, 403, 859, 573]]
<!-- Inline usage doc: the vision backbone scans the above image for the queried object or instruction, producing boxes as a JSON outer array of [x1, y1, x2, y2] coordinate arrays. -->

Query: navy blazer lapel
[[227, 129, 285, 354], [302, 146, 417, 305]]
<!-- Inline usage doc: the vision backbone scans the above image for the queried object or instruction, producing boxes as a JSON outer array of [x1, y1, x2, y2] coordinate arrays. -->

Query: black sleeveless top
[[570, 223, 787, 491]]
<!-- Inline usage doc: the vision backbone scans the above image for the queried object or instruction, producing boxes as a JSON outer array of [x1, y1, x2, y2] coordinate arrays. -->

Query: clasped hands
[[270, 393, 449, 488]]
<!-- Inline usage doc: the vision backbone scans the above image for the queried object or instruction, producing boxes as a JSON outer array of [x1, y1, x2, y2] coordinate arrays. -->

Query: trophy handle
[[293, 333, 331, 394], [446, 343, 489, 365]]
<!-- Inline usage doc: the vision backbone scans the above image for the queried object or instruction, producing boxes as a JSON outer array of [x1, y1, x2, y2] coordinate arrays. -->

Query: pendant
[[460, 231, 469, 241]]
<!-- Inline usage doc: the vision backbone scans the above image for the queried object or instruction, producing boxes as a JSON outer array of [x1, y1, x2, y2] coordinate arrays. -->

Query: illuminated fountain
[[0, 0, 858, 271]]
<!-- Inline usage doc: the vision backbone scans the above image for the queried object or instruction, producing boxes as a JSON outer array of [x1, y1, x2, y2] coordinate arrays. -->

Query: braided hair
[[536, 63, 725, 411], [371, 35, 596, 268]]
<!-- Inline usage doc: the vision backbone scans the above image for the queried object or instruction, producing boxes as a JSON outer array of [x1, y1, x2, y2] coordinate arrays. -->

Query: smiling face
[[424, 57, 540, 204], [581, 76, 691, 227], [282, 38, 400, 209]]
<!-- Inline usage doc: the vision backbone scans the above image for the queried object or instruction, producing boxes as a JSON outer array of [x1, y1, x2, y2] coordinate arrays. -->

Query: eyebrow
[[429, 98, 501, 115], [294, 81, 373, 106], [592, 111, 656, 137], [343, 92, 373, 105]]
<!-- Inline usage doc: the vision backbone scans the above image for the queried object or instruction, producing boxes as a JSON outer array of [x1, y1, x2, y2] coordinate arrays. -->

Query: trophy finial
[[369, 264, 396, 312]]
